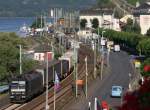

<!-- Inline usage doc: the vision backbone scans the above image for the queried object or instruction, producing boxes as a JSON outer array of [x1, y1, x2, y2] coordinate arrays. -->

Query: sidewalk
[[129, 58, 142, 91]]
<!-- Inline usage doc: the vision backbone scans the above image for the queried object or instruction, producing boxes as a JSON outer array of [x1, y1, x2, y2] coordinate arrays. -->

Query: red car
[[101, 101, 109, 110]]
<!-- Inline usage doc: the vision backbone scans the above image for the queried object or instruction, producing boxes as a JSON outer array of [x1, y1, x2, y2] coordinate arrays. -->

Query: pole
[[100, 31, 105, 80], [76, 54, 78, 98], [88, 102, 91, 110], [45, 52, 49, 110], [94, 97, 97, 110], [74, 32, 78, 98], [107, 47, 110, 67], [41, 15, 42, 37], [61, 60, 63, 78], [53, 67, 56, 110], [85, 56, 88, 98], [94, 38, 97, 79], [98, 28, 100, 52], [19, 45, 22, 75], [51, 42, 54, 59]]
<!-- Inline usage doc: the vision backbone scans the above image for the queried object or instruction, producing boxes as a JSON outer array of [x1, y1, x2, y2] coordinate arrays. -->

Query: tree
[[80, 19, 87, 29], [122, 18, 141, 34], [119, 76, 150, 110], [91, 18, 99, 29], [137, 38, 150, 56], [0, 33, 38, 82], [146, 28, 150, 37], [30, 17, 45, 29], [140, 58, 150, 76]]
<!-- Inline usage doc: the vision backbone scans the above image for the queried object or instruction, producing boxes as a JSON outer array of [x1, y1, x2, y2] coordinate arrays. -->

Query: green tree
[[132, 20, 141, 34], [80, 19, 87, 29], [146, 28, 150, 37], [122, 18, 141, 34], [137, 38, 150, 56], [30, 17, 45, 29], [91, 18, 99, 29], [0, 32, 37, 81], [140, 58, 150, 76]]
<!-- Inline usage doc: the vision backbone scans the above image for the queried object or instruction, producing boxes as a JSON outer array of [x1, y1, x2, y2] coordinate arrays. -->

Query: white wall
[[34, 52, 53, 61], [140, 15, 150, 34], [80, 14, 120, 31]]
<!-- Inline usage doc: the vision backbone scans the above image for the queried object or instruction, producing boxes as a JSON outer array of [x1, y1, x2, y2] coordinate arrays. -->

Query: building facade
[[133, 2, 150, 35], [79, 9, 121, 31]]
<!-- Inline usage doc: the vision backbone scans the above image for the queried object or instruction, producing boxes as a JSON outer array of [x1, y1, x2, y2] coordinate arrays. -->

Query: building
[[79, 9, 121, 31], [133, 2, 150, 35], [34, 51, 54, 61]]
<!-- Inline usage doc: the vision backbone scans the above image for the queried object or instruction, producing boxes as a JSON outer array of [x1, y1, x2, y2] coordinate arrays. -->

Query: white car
[[111, 86, 123, 97], [114, 45, 120, 52]]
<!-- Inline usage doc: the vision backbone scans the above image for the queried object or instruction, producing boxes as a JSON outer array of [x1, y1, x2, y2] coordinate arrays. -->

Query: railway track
[[2, 44, 94, 110], [0, 103, 27, 110], [32, 44, 94, 110]]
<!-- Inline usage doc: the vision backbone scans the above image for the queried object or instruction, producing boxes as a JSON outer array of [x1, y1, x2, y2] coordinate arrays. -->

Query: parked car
[[111, 86, 123, 97], [114, 45, 120, 52], [101, 101, 109, 110]]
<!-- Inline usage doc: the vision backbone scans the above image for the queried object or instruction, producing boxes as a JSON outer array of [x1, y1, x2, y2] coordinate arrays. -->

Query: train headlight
[[22, 96, 26, 98], [10, 96, 14, 98]]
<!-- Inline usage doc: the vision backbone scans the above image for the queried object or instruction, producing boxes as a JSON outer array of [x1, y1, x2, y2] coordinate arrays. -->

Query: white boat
[[19, 23, 31, 33]]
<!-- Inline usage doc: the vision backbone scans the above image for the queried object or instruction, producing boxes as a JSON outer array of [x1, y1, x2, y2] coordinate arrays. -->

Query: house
[[79, 9, 121, 31], [34, 51, 54, 61], [133, 2, 150, 35]]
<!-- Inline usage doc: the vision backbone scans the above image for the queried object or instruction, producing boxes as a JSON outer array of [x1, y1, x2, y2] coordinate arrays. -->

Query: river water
[[0, 17, 52, 37]]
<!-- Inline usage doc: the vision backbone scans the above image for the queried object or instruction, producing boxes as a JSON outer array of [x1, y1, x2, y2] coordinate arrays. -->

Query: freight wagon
[[9, 59, 72, 103]]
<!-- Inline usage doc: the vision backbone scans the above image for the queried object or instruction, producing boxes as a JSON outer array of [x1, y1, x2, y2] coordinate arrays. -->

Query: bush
[[140, 58, 150, 76]]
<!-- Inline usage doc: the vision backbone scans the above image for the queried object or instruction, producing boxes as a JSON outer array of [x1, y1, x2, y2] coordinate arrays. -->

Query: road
[[61, 50, 133, 110]]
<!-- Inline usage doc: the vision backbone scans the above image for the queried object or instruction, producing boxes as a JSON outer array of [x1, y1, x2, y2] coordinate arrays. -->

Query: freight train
[[9, 51, 74, 103]]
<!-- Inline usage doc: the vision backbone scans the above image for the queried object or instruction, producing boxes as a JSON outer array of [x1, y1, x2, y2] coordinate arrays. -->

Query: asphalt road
[[62, 50, 133, 110]]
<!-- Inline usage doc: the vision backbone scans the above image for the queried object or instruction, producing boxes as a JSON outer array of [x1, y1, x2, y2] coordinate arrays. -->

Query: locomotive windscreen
[[10, 81, 26, 92]]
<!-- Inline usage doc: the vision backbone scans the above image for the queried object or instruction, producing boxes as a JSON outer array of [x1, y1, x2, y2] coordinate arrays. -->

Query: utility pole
[[100, 31, 105, 80], [94, 97, 97, 110], [45, 52, 49, 110], [74, 31, 78, 98], [107, 47, 110, 67], [88, 102, 91, 110], [19, 45, 22, 75], [94, 36, 97, 79], [85, 56, 88, 98], [98, 28, 100, 52]]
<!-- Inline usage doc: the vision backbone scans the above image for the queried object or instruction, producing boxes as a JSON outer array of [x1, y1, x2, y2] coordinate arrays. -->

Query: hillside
[[0, 0, 96, 17], [126, 0, 148, 6]]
